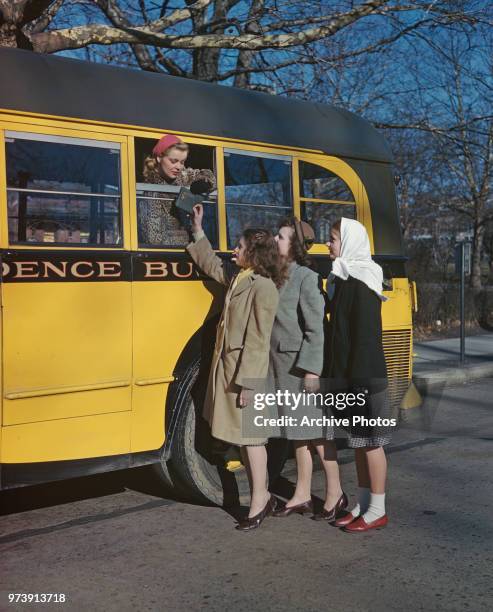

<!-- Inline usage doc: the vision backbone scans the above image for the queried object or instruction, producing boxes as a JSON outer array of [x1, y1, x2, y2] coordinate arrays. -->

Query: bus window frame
[[130, 132, 221, 252], [130, 136, 303, 254], [222, 147, 294, 250], [293, 155, 374, 255], [0, 122, 130, 251], [0, 118, 375, 255]]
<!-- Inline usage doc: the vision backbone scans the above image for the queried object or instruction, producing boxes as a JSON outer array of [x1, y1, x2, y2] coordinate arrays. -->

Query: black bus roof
[[0, 47, 392, 163]]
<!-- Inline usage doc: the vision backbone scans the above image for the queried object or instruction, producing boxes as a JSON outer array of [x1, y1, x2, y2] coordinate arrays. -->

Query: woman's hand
[[238, 387, 253, 408], [191, 203, 204, 233], [304, 372, 320, 393]]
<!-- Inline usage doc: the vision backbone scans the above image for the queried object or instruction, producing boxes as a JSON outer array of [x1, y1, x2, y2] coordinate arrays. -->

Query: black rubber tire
[[168, 359, 289, 506], [151, 454, 191, 500]]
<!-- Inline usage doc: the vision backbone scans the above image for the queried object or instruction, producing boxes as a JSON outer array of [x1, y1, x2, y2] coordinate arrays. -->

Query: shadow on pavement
[[0, 465, 184, 517], [0, 436, 451, 519]]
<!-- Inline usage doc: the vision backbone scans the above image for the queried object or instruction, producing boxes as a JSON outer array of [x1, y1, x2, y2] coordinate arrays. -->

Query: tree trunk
[[189, 0, 225, 81], [0, 0, 33, 49], [471, 220, 484, 290], [193, 47, 222, 81]]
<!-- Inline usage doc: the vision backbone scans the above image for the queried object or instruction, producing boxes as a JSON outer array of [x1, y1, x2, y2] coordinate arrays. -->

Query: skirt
[[266, 351, 334, 441], [341, 386, 393, 448]]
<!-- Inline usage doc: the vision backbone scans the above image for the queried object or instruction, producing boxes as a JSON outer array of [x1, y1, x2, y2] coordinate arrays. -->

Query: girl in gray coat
[[271, 218, 347, 521]]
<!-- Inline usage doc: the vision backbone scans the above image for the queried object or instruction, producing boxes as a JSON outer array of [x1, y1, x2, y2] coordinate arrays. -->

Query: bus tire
[[169, 359, 289, 506], [151, 455, 191, 500]]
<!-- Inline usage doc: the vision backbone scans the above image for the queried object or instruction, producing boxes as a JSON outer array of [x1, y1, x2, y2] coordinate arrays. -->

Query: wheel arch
[[160, 314, 219, 461]]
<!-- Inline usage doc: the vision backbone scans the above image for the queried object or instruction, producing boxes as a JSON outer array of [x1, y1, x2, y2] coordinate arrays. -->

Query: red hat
[[152, 134, 183, 157]]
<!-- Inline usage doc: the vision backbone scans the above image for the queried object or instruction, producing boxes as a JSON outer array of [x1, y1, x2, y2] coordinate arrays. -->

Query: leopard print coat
[[138, 163, 216, 246]]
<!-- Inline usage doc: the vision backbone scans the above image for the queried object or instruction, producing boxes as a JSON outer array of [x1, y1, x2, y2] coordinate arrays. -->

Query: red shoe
[[333, 511, 358, 527], [343, 514, 388, 533]]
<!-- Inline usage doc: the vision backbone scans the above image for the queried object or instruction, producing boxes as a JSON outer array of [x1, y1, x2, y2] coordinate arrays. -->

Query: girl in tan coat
[[188, 204, 283, 531]]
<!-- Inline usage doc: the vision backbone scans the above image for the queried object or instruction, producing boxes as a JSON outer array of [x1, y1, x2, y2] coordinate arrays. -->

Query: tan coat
[[187, 236, 279, 445]]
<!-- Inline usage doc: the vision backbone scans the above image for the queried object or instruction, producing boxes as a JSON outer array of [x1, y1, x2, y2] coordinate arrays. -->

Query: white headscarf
[[329, 218, 387, 301]]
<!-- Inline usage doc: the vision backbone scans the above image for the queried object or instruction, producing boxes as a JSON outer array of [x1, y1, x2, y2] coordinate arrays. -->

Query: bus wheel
[[151, 453, 191, 499], [168, 359, 289, 506]]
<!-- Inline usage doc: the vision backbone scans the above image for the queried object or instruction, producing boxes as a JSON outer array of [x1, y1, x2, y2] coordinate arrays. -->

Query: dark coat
[[324, 276, 387, 389], [324, 275, 391, 445]]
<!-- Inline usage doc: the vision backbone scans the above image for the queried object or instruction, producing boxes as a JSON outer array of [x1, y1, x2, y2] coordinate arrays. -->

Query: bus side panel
[[343, 158, 404, 257], [2, 280, 133, 425], [130, 277, 223, 452], [0, 277, 133, 463], [382, 278, 413, 329], [0, 411, 131, 464]]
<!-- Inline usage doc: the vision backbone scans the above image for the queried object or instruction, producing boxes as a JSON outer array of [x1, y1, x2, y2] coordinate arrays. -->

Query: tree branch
[[30, 0, 396, 54], [220, 55, 315, 82], [27, 0, 65, 34]]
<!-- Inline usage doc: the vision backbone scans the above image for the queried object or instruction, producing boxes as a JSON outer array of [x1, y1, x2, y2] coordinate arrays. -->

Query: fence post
[[455, 241, 471, 364]]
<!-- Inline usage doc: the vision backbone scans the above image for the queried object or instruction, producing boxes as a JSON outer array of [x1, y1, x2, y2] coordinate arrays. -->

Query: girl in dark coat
[[325, 218, 392, 533]]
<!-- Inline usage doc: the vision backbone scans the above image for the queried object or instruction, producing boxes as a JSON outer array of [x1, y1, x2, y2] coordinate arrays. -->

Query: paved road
[[414, 333, 493, 366], [1, 379, 492, 612]]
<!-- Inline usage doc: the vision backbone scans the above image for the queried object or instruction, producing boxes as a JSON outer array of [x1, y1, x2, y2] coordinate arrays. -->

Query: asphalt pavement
[[414, 333, 493, 367], [1, 377, 492, 612]]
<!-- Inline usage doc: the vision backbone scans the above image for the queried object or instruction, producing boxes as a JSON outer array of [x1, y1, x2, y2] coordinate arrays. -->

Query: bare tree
[[0, 1, 487, 87], [411, 32, 493, 290]]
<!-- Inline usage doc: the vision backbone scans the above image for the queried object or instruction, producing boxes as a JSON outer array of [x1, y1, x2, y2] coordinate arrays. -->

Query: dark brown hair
[[242, 228, 286, 288], [278, 216, 312, 266], [331, 219, 342, 234]]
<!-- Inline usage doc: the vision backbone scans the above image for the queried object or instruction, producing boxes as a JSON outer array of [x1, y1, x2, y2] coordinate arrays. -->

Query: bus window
[[5, 131, 122, 246], [299, 161, 356, 243], [135, 137, 218, 248], [224, 150, 292, 247]]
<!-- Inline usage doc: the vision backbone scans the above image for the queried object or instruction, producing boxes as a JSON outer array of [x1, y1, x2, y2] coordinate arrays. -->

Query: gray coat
[[267, 263, 331, 440]]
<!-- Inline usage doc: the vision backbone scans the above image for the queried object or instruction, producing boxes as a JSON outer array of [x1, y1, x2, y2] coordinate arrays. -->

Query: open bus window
[[224, 150, 292, 248], [299, 161, 356, 243], [5, 132, 122, 246], [134, 137, 218, 248]]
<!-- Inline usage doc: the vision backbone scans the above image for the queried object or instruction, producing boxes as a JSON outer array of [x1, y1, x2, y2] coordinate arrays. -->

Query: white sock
[[363, 493, 386, 523], [349, 487, 370, 517]]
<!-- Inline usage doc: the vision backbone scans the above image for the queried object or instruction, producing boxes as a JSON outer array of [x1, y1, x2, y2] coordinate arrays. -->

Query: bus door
[[0, 128, 132, 463]]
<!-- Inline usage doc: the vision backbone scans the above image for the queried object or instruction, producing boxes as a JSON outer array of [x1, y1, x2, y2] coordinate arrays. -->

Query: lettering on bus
[[0, 252, 207, 282]]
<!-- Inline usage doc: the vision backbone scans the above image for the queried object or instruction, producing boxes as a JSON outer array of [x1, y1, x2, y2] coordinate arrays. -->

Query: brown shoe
[[334, 510, 358, 527], [273, 499, 313, 517], [312, 492, 348, 522], [235, 496, 277, 531]]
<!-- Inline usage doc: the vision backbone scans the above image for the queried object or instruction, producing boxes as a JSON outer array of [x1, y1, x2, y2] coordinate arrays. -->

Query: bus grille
[[382, 329, 412, 411]]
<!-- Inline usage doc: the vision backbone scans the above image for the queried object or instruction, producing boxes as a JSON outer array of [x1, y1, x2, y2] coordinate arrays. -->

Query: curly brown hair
[[242, 228, 287, 289], [278, 216, 312, 267]]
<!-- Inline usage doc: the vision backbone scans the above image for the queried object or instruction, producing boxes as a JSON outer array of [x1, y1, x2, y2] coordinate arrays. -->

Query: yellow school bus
[[0, 48, 415, 504]]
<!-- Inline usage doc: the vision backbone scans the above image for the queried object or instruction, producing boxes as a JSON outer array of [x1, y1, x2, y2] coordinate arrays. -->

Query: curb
[[413, 361, 493, 394]]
